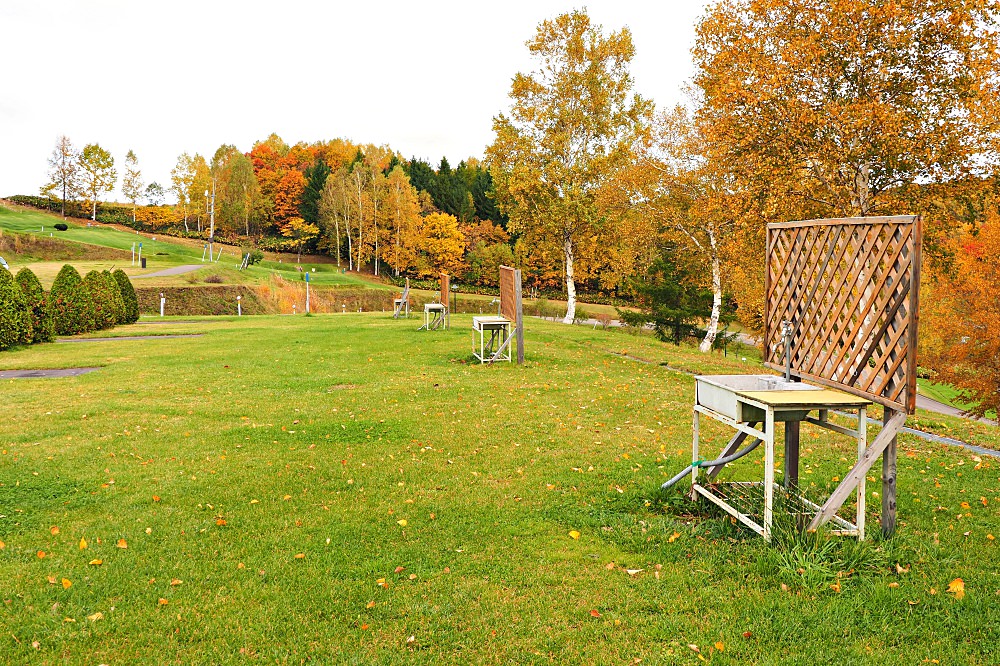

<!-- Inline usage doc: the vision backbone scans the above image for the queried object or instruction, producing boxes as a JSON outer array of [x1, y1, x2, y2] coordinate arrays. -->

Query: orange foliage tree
[[921, 211, 1000, 419]]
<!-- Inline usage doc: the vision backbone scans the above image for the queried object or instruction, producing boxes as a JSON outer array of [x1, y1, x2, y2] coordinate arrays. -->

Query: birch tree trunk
[[699, 231, 723, 352], [562, 230, 577, 324]]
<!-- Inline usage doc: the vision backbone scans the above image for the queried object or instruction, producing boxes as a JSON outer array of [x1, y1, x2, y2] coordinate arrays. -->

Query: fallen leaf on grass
[[605, 562, 616, 570], [294, 553, 305, 560], [366, 601, 376, 609], [61, 578, 71, 589], [89, 559, 103, 566], [158, 598, 169, 606], [668, 532, 680, 543], [170, 579, 182, 586], [216, 519, 227, 526], [688, 644, 700, 653], [87, 612, 103, 622], [0, 540, 5, 550], [987, 534, 995, 541], [63, 617, 75, 623], [715, 642, 724, 652], [394, 566, 405, 574], [743, 632, 752, 639], [406, 636, 415, 644], [888, 582, 899, 588], [47, 576, 57, 584], [830, 582, 841, 593], [283, 495, 292, 501], [377, 578, 388, 588], [79, 537, 87, 550], [626, 569, 643, 577], [116, 539, 127, 549], [589, 609, 601, 618], [360, 623, 369, 630], [408, 573, 417, 580], [568, 530, 581, 540], [37, 551, 46, 559], [31, 641, 39, 649], [152, 495, 161, 502], [397, 519, 408, 527], [947, 578, 965, 600], [895, 563, 909, 574], [50, 526, 60, 535]]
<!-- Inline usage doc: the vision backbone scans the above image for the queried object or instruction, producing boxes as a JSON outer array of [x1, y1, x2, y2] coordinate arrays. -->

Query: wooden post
[[881, 407, 898, 537], [514, 269, 524, 365], [783, 421, 800, 489]]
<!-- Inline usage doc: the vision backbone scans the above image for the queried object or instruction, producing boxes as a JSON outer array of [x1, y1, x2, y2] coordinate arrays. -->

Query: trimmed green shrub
[[50, 265, 96, 335], [112, 269, 139, 324], [83, 270, 123, 330], [54, 223, 68, 231], [0, 268, 33, 350], [15, 268, 54, 343]]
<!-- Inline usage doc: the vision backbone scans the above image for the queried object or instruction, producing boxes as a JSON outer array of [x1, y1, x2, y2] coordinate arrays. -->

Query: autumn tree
[[319, 168, 352, 268], [280, 217, 319, 263], [43, 135, 80, 217], [121, 149, 144, 224], [693, 0, 1000, 219], [632, 107, 745, 351], [190, 154, 211, 232], [422, 212, 466, 276], [921, 210, 1000, 419], [487, 9, 652, 322], [171, 153, 195, 231], [78, 143, 117, 221], [384, 165, 424, 275], [145, 182, 165, 206]]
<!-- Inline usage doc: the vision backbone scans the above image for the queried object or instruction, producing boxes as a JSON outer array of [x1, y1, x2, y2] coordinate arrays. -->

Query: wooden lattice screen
[[499, 266, 517, 322], [764, 216, 922, 413]]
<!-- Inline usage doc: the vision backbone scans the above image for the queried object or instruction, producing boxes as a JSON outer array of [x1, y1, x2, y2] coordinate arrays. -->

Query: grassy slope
[[0, 204, 374, 290], [1, 315, 998, 665]]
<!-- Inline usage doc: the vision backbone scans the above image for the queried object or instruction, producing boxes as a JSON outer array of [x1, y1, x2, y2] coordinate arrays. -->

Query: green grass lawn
[[1, 315, 998, 664]]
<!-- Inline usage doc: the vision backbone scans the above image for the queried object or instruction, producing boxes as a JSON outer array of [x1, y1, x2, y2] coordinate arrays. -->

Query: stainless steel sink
[[696, 374, 821, 422]]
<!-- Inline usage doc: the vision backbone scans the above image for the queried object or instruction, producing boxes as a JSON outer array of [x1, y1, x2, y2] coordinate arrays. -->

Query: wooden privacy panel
[[764, 216, 922, 413], [499, 266, 517, 322], [440, 273, 450, 305]]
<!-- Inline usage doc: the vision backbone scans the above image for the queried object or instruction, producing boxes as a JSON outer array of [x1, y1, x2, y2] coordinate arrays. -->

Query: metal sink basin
[[696, 374, 821, 422]]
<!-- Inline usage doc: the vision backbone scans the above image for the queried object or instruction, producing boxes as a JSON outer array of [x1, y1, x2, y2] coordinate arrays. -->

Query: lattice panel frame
[[499, 266, 517, 322], [764, 216, 922, 413]]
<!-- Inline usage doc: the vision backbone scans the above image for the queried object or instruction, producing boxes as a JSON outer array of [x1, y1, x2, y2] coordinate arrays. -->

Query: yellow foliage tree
[[421, 212, 466, 277]]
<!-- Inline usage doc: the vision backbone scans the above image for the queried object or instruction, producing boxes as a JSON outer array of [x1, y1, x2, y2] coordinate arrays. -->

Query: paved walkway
[[0, 367, 100, 379], [133, 264, 203, 278]]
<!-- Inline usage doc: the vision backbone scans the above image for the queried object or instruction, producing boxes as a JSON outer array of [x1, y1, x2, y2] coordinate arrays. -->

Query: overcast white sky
[[0, 0, 710, 202]]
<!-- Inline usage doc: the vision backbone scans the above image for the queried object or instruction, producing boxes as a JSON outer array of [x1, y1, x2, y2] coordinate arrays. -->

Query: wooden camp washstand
[[472, 265, 524, 364], [689, 216, 921, 541], [419, 273, 449, 331], [393, 278, 410, 319]]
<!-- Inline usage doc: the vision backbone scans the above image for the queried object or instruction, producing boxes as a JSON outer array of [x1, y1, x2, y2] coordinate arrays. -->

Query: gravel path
[[0, 367, 100, 379], [56, 334, 204, 343], [133, 264, 203, 278]]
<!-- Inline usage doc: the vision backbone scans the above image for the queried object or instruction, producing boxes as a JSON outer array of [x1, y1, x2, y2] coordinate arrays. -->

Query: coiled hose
[[660, 436, 763, 490]]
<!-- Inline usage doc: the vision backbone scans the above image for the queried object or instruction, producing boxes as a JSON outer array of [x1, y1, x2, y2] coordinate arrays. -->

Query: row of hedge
[[0, 265, 140, 350]]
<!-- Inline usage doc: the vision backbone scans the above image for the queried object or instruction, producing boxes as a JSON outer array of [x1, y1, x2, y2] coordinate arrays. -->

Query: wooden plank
[[768, 215, 919, 229], [807, 410, 907, 531], [736, 388, 871, 408], [784, 420, 800, 489], [881, 408, 898, 537], [704, 424, 758, 480], [514, 268, 524, 365]]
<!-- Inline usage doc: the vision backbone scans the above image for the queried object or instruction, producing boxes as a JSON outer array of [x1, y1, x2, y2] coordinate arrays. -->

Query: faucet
[[780, 320, 793, 381]]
